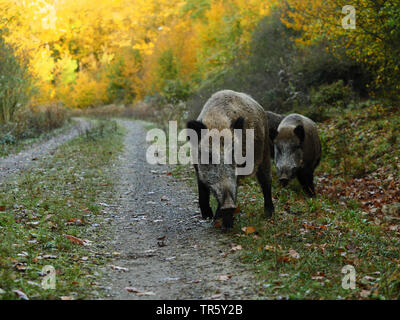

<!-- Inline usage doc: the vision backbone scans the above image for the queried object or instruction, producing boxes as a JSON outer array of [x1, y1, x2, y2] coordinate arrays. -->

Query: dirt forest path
[[102, 120, 259, 300], [0, 118, 92, 184]]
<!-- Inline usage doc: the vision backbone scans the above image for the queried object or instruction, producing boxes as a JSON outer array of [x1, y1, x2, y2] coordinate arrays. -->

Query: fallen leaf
[[17, 251, 28, 257], [241, 226, 256, 235], [42, 255, 57, 259], [277, 256, 290, 263], [289, 249, 301, 259], [214, 219, 222, 228], [27, 281, 40, 287], [66, 218, 84, 226], [312, 272, 326, 280], [360, 290, 371, 298], [187, 279, 201, 284], [136, 291, 155, 296], [210, 293, 224, 299], [157, 240, 167, 247], [111, 265, 129, 272], [218, 274, 232, 281], [13, 290, 29, 300], [165, 256, 176, 261], [44, 214, 53, 221], [61, 296, 74, 300], [0, 206, 6, 211], [27, 221, 40, 226], [64, 235, 84, 245], [230, 244, 242, 252], [125, 287, 139, 293], [13, 263, 27, 272]]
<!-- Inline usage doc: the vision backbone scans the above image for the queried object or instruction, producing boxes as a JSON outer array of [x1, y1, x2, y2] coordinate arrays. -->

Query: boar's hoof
[[201, 208, 214, 220], [221, 209, 234, 232], [265, 207, 274, 219], [279, 178, 289, 187]]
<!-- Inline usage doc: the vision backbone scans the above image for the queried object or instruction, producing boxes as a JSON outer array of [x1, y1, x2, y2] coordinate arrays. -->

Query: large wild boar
[[187, 90, 274, 231], [269, 113, 321, 197], [265, 111, 285, 158]]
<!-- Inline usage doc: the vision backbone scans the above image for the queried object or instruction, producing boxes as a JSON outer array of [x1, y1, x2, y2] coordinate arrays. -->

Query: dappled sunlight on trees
[[0, 0, 399, 109]]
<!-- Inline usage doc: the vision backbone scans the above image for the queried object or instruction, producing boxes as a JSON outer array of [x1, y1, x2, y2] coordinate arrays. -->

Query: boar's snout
[[279, 177, 290, 187], [221, 194, 236, 211], [278, 167, 297, 186]]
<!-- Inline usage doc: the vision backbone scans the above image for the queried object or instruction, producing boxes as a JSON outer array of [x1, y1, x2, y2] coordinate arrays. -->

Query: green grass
[[0, 120, 124, 300], [231, 178, 400, 299], [171, 102, 400, 300]]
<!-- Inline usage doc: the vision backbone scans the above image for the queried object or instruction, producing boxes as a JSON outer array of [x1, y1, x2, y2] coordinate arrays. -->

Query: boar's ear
[[294, 125, 305, 143], [269, 128, 278, 142], [231, 117, 245, 130], [187, 120, 207, 139]]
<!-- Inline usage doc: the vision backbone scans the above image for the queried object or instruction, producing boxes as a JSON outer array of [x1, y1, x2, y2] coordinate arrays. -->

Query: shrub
[[0, 104, 69, 154], [0, 34, 33, 123], [310, 80, 353, 109], [292, 43, 372, 98], [106, 47, 142, 103], [13, 104, 69, 139]]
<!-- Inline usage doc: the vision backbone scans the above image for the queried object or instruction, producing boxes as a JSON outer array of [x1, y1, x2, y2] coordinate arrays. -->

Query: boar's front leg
[[256, 167, 274, 218], [297, 168, 315, 197], [195, 168, 213, 219]]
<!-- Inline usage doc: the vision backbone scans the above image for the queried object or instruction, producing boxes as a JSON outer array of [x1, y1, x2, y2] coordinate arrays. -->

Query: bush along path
[[101, 120, 259, 300], [0, 121, 124, 300], [0, 118, 92, 183]]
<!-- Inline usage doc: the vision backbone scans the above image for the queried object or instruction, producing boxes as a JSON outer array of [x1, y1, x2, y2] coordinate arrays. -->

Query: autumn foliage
[[0, 0, 399, 111], [0, 0, 276, 109]]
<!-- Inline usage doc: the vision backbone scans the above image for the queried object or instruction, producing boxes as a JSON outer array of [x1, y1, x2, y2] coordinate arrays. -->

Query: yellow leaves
[[241, 226, 257, 235], [30, 48, 56, 82], [55, 54, 78, 85]]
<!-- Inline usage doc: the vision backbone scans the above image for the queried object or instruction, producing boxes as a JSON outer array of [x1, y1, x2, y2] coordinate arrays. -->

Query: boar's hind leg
[[297, 168, 315, 197], [197, 178, 214, 219], [256, 168, 274, 218]]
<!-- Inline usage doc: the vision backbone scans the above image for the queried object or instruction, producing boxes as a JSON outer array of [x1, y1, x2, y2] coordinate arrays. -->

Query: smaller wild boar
[[269, 113, 321, 197], [265, 111, 285, 158]]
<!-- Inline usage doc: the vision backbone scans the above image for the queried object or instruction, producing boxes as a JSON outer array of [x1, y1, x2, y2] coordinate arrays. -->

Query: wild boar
[[187, 90, 274, 231], [269, 113, 321, 197], [265, 111, 285, 158]]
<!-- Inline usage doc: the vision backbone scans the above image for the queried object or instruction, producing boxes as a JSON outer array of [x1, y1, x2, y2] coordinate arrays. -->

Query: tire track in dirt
[[0, 118, 92, 184], [102, 120, 259, 300]]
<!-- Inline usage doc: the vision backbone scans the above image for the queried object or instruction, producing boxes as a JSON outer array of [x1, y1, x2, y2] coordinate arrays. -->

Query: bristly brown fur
[[188, 90, 274, 230]]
